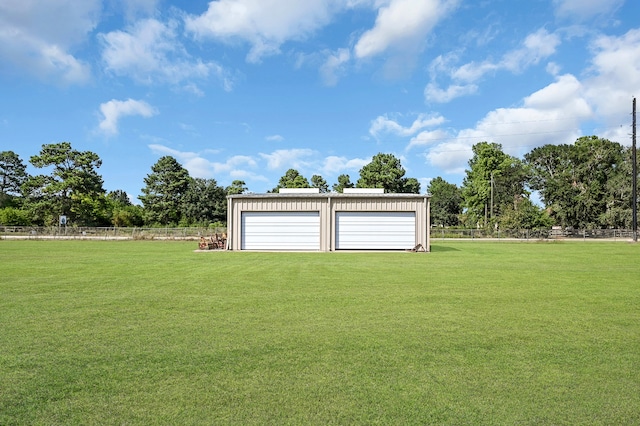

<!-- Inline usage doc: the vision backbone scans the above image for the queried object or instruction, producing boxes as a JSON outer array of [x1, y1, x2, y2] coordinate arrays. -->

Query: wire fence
[[1, 226, 636, 241], [0, 226, 227, 240], [430, 228, 637, 240]]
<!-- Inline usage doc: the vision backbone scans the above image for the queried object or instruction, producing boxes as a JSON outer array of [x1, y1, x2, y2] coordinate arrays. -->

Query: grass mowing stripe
[[1, 240, 639, 424]]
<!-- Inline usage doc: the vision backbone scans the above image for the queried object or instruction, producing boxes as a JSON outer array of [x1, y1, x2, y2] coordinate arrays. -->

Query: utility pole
[[633, 97, 637, 242], [490, 172, 494, 220]]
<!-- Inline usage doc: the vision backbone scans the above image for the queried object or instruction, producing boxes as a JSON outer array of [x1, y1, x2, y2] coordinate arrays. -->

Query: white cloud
[[229, 169, 269, 183], [421, 28, 639, 175], [185, 0, 338, 63], [0, 0, 98, 84], [553, 0, 624, 21], [115, 0, 161, 20], [369, 113, 446, 138], [100, 18, 233, 90], [475, 83, 589, 151], [321, 156, 369, 174], [162, 153, 230, 180], [407, 129, 453, 150], [354, 0, 457, 59], [424, 141, 472, 175], [450, 61, 498, 84], [149, 143, 189, 157], [320, 48, 351, 86], [214, 155, 268, 188], [184, 156, 215, 179], [212, 155, 259, 177], [546, 62, 562, 76], [524, 74, 591, 113], [422, 74, 591, 173], [583, 29, 640, 142], [453, 29, 560, 82], [295, 47, 352, 86], [99, 99, 158, 136], [266, 134, 285, 142], [426, 28, 561, 103], [184, 0, 454, 82], [424, 82, 478, 103], [149, 144, 259, 179], [427, 52, 460, 78], [37, 45, 92, 85], [421, 28, 640, 174], [259, 148, 316, 170], [501, 29, 561, 73]]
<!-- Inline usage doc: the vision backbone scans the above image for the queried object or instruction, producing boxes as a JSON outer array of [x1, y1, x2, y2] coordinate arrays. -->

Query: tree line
[[2, 136, 636, 229], [0, 145, 420, 227], [428, 136, 638, 230]]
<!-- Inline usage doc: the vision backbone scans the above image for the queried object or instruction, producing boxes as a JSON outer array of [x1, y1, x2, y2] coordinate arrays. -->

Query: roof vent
[[279, 188, 320, 194], [343, 188, 384, 194]]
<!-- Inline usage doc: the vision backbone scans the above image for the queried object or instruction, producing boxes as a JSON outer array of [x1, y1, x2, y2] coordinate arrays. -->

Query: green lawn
[[1, 240, 639, 425]]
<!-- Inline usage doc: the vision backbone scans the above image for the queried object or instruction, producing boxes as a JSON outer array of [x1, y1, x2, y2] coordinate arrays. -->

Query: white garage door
[[336, 212, 415, 250], [241, 212, 320, 250]]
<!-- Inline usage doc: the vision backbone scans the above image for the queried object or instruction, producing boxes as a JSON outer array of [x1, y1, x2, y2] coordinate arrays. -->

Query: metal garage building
[[226, 189, 430, 252]]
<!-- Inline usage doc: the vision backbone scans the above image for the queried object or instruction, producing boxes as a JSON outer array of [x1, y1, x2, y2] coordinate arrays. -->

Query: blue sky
[[1, 0, 639, 201]]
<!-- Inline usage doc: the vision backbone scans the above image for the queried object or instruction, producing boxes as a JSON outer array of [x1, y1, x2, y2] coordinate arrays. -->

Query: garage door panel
[[336, 212, 415, 250], [242, 212, 320, 250]]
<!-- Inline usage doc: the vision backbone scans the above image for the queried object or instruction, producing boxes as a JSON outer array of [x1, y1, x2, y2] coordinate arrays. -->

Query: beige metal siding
[[227, 194, 429, 252], [228, 197, 329, 251]]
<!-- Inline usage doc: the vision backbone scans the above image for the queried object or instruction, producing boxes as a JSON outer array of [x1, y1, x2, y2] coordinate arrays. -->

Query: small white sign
[[59, 215, 67, 226]]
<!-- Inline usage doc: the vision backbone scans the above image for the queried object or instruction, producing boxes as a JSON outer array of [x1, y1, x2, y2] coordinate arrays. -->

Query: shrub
[[0, 207, 32, 226]]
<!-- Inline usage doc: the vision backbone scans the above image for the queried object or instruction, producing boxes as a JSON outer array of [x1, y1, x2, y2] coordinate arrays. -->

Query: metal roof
[[227, 192, 431, 199]]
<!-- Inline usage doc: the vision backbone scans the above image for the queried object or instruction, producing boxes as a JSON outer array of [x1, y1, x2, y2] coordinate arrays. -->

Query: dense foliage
[[427, 136, 636, 230], [356, 153, 421, 193], [452, 136, 636, 230], [22, 143, 108, 226], [0, 137, 637, 229], [332, 174, 354, 193], [139, 156, 191, 225], [525, 136, 633, 229], [427, 177, 462, 227]]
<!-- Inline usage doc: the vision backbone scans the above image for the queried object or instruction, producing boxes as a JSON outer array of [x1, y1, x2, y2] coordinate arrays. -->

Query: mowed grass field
[[1, 240, 639, 425]]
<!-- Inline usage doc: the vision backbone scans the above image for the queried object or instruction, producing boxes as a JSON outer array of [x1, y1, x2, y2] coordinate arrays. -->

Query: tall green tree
[[180, 178, 227, 225], [139, 156, 191, 225], [332, 174, 354, 193], [525, 136, 628, 228], [226, 180, 248, 195], [572, 136, 627, 228], [110, 204, 144, 227], [461, 142, 527, 227], [0, 150, 28, 208], [107, 190, 131, 206], [24, 142, 106, 226], [106, 190, 143, 227], [311, 174, 329, 193], [402, 177, 421, 194], [525, 143, 577, 227], [498, 196, 553, 231], [357, 153, 419, 193], [272, 169, 310, 192], [427, 177, 462, 226], [599, 146, 635, 228]]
